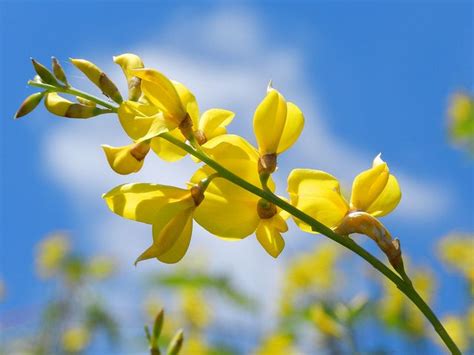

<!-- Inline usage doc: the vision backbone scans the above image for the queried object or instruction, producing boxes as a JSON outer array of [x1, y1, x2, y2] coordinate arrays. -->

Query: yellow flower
[[310, 304, 343, 338], [180, 288, 212, 329], [87, 256, 115, 280], [438, 233, 474, 292], [113, 53, 144, 101], [36, 233, 70, 278], [102, 141, 150, 175], [183, 334, 211, 355], [118, 77, 234, 162], [379, 268, 435, 336], [191, 135, 288, 257], [61, 326, 90, 353], [288, 154, 401, 232], [253, 332, 299, 355], [253, 84, 304, 156], [44, 92, 109, 118], [103, 183, 204, 264]]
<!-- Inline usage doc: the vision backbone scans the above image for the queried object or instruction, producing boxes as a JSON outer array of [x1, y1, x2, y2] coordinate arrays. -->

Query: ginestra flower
[[288, 154, 401, 232], [288, 154, 402, 267], [113, 53, 144, 101], [118, 76, 234, 162], [103, 183, 204, 264], [101, 141, 150, 175], [253, 84, 304, 173], [191, 134, 288, 257]]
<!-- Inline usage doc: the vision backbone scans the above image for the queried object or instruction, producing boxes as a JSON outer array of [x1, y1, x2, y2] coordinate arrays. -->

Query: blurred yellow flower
[[253, 84, 304, 156], [61, 326, 91, 353], [448, 92, 474, 150], [36, 233, 70, 278], [103, 183, 203, 264], [438, 233, 474, 292], [379, 268, 435, 336], [253, 332, 299, 355], [182, 334, 211, 355], [191, 135, 288, 257], [310, 304, 343, 338], [87, 256, 115, 280], [181, 288, 212, 329]]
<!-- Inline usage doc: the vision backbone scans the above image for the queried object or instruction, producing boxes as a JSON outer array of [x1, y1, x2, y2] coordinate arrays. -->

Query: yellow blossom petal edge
[[131, 68, 185, 121], [350, 154, 389, 211], [103, 183, 193, 224], [277, 102, 305, 154], [136, 206, 194, 264], [253, 88, 288, 155], [173, 81, 200, 126], [288, 169, 349, 232], [199, 109, 235, 141], [256, 216, 287, 258]]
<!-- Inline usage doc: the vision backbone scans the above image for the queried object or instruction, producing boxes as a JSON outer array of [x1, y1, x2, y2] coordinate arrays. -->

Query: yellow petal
[[131, 68, 185, 122], [277, 102, 304, 154], [287, 169, 349, 232], [256, 219, 286, 258], [199, 109, 235, 140], [365, 174, 401, 217], [253, 88, 287, 154], [135, 207, 194, 264], [102, 143, 149, 175], [102, 183, 193, 224], [154, 209, 193, 264], [191, 136, 262, 239], [173, 81, 200, 127], [350, 154, 390, 212], [193, 173, 260, 239], [118, 101, 171, 141], [150, 130, 188, 162], [113, 53, 144, 81]]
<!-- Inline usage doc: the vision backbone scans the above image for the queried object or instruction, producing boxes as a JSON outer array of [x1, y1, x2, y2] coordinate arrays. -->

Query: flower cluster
[[17, 54, 403, 268]]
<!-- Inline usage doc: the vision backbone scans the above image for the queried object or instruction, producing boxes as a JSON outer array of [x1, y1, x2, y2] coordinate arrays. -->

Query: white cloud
[[41, 6, 452, 331]]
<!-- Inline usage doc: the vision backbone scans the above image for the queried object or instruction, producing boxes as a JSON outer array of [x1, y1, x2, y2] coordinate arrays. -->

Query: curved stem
[[28, 81, 119, 111], [160, 132, 461, 355]]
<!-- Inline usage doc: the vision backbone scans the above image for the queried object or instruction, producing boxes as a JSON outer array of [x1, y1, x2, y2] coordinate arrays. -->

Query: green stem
[[28, 81, 119, 111], [160, 132, 461, 355]]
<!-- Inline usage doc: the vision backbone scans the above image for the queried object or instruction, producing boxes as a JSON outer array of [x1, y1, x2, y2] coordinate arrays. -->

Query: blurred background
[[1, 1, 473, 354]]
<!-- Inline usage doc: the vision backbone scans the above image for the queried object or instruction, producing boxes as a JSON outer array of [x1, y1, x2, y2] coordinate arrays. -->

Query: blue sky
[[1, 1, 473, 353]]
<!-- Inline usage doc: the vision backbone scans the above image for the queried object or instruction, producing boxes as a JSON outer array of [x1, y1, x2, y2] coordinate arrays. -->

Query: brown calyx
[[194, 129, 207, 145], [178, 113, 194, 140], [257, 198, 277, 219], [190, 185, 205, 206], [258, 153, 277, 175], [130, 142, 150, 161]]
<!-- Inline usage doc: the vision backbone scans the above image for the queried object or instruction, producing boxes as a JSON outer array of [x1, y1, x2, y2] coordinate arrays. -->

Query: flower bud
[[70, 58, 123, 104], [44, 93, 109, 118], [14, 92, 45, 119], [113, 53, 144, 101], [31, 58, 60, 86], [102, 141, 150, 175], [51, 57, 68, 85], [167, 329, 184, 355]]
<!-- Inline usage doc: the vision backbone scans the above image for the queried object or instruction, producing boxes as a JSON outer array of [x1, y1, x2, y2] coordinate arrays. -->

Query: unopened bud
[[152, 308, 164, 348], [31, 58, 60, 86], [102, 141, 150, 175], [44, 93, 109, 119], [51, 57, 68, 85], [113, 53, 144, 101], [166, 329, 184, 355], [70, 58, 123, 104], [14, 92, 44, 119]]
